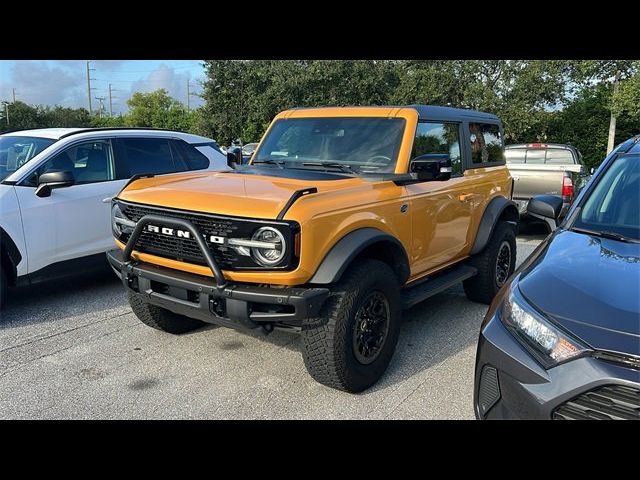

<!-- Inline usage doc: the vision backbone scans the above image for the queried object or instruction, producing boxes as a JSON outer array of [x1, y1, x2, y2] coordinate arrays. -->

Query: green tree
[[0, 101, 47, 131], [125, 89, 193, 131], [43, 105, 91, 127], [545, 84, 638, 170]]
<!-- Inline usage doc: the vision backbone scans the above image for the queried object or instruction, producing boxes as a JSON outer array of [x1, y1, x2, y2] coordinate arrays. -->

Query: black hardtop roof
[[408, 105, 500, 122], [287, 105, 500, 122]]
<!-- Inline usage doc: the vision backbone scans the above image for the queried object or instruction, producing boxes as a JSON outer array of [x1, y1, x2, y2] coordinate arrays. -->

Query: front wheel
[[301, 259, 402, 393], [464, 222, 517, 304]]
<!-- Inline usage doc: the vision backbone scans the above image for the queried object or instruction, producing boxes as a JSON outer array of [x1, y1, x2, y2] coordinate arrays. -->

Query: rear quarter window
[[175, 140, 210, 170], [469, 123, 504, 165]]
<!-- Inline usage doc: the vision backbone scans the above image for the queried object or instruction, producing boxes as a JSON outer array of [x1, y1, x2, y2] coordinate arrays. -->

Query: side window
[[469, 123, 504, 165], [174, 140, 211, 171], [117, 138, 176, 178], [525, 149, 545, 164], [412, 122, 462, 175], [26, 139, 115, 186], [545, 149, 574, 165]]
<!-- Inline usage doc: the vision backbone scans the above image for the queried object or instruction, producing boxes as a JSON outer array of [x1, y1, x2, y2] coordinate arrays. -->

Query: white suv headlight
[[500, 283, 590, 368], [250, 226, 286, 266]]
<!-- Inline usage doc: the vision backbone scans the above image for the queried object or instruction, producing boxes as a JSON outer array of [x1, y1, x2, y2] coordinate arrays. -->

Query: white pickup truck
[[505, 143, 589, 221], [0, 127, 230, 306]]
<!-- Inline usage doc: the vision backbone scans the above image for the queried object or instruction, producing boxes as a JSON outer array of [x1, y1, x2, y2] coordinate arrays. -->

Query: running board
[[401, 264, 477, 309]]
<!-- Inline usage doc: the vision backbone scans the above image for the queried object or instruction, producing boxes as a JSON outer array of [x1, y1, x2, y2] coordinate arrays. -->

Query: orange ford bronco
[[107, 105, 518, 392]]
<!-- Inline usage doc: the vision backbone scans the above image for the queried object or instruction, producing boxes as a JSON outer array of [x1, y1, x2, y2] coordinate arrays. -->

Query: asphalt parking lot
[[0, 234, 545, 419]]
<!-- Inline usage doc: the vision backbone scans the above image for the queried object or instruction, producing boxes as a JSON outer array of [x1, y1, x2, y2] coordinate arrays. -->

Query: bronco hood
[[118, 169, 365, 219]]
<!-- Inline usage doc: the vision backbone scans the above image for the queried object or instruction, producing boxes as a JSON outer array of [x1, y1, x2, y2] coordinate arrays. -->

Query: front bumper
[[107, 248, 329, 333], [474, 310, 640, 419]]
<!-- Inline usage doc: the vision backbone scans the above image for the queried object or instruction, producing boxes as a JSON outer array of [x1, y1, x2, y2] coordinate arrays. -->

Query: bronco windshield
[[253, 117, 406, 173], [0, 136, 56, 181]]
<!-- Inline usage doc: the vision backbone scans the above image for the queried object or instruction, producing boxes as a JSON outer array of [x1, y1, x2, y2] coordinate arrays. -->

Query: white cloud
[[125, 63, 203, 109], [12, 61, 87, 108]]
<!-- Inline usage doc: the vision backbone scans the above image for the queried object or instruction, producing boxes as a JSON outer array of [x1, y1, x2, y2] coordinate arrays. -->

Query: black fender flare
[[470, 196, 518, 255], [0, 227, 22, 285], [309, 228, 410, 285]]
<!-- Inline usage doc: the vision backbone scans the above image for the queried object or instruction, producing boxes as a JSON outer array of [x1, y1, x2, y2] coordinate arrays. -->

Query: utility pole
[[108, 84, 115, 117], [607, 70, 621, 154], [2, 102, 9, 127], [86, 61, 96, 114], [187, 80, 200, 111], [12, 88, 16, 103], [95, 96, 106, 118]]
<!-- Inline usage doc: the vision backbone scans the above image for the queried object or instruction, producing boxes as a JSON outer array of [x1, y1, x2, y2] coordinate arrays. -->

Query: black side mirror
[[410, 154, 452, 181], [227, 146, 243, 168], [35, 170, 75, 198], [527, 194, 563, 231]]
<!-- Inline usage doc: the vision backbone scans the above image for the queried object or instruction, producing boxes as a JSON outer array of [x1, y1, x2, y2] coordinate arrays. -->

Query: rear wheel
[[301, 259, 401, 393], [128, 291, 205, 334], [464, 221, 516, 304]]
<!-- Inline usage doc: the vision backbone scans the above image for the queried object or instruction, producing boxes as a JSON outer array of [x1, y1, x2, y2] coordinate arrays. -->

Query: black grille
[[553, 385, 640, 420], [118, 201, 298, 271]]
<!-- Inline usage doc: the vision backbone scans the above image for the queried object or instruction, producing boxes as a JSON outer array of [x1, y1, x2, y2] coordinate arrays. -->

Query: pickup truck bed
[[505, 144, 588, 218]]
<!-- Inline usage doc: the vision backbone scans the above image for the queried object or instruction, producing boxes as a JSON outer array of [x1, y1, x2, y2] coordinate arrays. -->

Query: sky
[[0, 60, 206, 114]]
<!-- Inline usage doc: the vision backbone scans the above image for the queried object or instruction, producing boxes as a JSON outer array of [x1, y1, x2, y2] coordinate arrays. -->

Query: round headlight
[[251, 227, 286, 266]]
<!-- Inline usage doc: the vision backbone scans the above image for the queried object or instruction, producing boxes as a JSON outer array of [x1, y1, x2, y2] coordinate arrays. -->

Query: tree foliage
[[1, 61, 638, 170]]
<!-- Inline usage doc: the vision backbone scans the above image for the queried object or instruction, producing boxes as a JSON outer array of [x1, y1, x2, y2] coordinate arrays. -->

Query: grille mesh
[[119, 202, 296, 270], [553, 385, 640, 420], [478, 366, 501, 417]]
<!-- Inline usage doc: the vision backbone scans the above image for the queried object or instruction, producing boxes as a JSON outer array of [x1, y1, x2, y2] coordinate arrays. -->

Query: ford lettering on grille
[[146, 224, 225, 244]]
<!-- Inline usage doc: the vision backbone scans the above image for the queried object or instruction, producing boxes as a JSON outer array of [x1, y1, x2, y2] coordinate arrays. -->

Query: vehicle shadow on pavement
[[0, 267, 127, 328]]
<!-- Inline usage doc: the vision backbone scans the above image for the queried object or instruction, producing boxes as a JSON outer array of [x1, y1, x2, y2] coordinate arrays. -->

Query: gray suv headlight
[[500, 282, 590, 368]]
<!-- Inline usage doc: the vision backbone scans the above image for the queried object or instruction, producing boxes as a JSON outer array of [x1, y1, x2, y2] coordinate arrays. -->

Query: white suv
[[0, 127, 229, 305]]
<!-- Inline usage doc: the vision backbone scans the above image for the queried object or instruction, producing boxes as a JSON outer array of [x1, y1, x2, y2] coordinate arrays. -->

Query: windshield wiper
[[253, 159, 285, 169], [571, 227, 640, 243], [302, 162, 358, 173]]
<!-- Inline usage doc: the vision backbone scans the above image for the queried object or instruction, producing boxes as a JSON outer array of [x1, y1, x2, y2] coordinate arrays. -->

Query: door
[[407, 121, 474, 277], [15, 138, 126, 274]]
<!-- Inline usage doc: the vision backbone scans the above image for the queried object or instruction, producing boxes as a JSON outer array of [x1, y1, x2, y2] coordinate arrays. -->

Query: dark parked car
[[474, 135, 640, 420]]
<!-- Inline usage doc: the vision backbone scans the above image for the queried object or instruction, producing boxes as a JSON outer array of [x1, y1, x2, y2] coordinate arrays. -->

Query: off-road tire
[[127, 291, 205, 334], [301, 259, 401, 393], [0, 267, 7, 309], [464, 221, 517, 304]]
